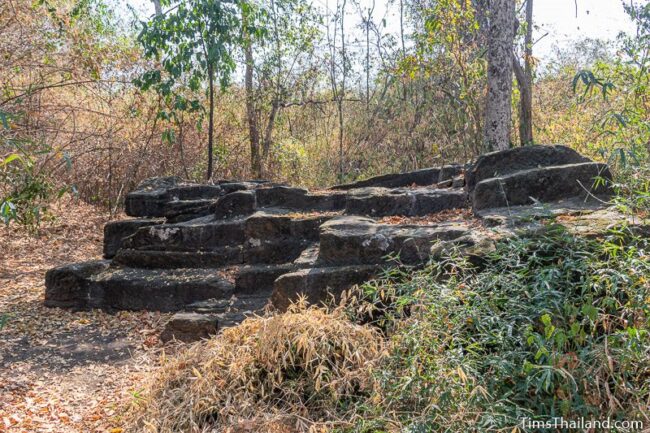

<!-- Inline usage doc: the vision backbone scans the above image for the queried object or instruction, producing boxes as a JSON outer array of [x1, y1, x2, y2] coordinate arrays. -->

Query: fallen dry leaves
[[378, 208, 476, 225], [0, 198, 169, 433]]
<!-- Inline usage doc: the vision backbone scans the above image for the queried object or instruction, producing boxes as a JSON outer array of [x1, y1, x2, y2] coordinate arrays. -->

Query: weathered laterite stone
[[472, 162, 612, 210], [160, 312, 219, 343], [104, 219, 163, 258], [46, 145, 621, 338], [465, 145, 590, 194]]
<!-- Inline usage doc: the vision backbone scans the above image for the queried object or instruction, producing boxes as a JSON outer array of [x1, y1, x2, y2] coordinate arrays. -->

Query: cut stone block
[[243, 210, 331, 242], [124, 176, 180, 217], [271, 265, 382, 311], [472, 162, 613, 211], [45, 260, 111, 309], [438, 164, 464, 183], [214, 190, 257, 219], [125, 177, 224, 217], [113, 247, 243, 269], [124, 219, 245, 251], [235, 263, 297, 294], [345, 187, 468, 217], [319, 216, 471, 265], [164, 199, 216, 223], [330, 167, 442, 190], [466, 145, 590, 193], [256, 186, 347, 211], [160, 312, 219, 343], [103, 218, 163, 258], [45, 264, 234, 311]]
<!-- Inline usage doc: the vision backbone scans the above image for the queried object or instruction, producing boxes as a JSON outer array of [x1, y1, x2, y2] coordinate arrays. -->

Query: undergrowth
[[125, 302, 384, 433], [125, 224, 649, 433], [348, 224, 650, 432]]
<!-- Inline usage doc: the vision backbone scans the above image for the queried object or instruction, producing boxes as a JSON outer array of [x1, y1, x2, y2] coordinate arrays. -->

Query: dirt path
[[0, 200, 169, 432]]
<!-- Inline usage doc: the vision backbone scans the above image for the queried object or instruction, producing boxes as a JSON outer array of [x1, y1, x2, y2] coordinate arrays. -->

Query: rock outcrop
[[46, 145, 624, 340]]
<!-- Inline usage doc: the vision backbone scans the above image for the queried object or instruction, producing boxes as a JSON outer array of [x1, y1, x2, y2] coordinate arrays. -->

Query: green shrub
[[349, 225, 649, 432], [0, 110, 69, 232]]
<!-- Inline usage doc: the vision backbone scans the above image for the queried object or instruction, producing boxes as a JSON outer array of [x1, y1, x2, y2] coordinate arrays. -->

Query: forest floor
[[0, 200, 170, 433]]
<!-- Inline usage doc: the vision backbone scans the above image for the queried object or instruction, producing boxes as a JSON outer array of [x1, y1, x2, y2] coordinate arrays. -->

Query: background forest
[[1, 0, 648, 228]]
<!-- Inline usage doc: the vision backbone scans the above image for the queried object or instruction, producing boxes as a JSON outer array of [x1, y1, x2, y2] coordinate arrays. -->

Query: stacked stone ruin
[[45, 145, 614, 341]]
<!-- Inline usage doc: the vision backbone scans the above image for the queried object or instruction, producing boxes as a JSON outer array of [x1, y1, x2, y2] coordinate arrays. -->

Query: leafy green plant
[[571, 2, 649, 216], [0, 109, 71, 231], [135, 0, 265, 180], [0, 314, 10, 331], [348, 225, 650, 432]]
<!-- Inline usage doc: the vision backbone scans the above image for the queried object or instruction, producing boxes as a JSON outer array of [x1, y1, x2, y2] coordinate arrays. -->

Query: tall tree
[[242, 0, 319, 178], [513, 0, 533, 145], [151, 0, 162, 16], [136, 0, 260, 180], [483, 0, 515, 151]]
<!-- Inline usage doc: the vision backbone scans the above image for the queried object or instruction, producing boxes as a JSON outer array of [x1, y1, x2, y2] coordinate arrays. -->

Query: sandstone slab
[[46, 264, 234, 311], [160, 312, 219, 343], [103, 218, 163, 258], [330, 167, 442, 190], [318, 215, 471, 265], [345, 187, 467, 217], [466, 145, 590, 193], [472, 162, 612, 211], [271, 265, 382, 311], [45, 260, 111, 309]]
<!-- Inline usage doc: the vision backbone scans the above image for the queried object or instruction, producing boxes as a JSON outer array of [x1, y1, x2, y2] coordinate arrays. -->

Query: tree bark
[[262, 99, 279, 162], [519, 0, 534, 145], [483, 0, 515, 152], [338, 0, 347, 183], [207, 65, 215, 181], [244, 39, 261, 178], [512, 53, 532, 145], [151, 0, 162, 16]]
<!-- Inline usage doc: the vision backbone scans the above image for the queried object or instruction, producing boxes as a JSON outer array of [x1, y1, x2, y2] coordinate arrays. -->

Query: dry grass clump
[[124, 301, 384, 433]]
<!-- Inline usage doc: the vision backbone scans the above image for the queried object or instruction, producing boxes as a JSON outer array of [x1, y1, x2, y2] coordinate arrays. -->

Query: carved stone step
[[124, 219, 245, 251], [112, 247, 243, 269], [234, 242, 319, 294], [466, 145, 590, 193], [45, 262, 234, 311], [104, 218, 163, 259], [164, 199, 216, 222], [472, 162, 613, 211], [255, 186, 347, 211], [318, 215, 471, 265], [330, 165, 462, 190], [345, 187, 468, 217], [44, 260, 111, 308], [271, 265, 382, 311], [125, 177, 225, 217]]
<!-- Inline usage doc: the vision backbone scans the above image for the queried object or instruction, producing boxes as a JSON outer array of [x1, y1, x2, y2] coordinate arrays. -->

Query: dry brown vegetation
[[124, 301, 384, 433]]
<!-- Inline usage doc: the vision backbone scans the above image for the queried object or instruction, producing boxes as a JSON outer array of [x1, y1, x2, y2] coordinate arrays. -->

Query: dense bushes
[[125, 303, 384, 432], [350, 224, 649, 432], [123, 224, 649, 432]]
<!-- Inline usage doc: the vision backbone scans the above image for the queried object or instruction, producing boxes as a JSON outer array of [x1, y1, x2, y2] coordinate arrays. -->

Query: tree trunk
[[513, 56, 533, 147], [151, 0, 162, 16], [519, 0, 534, 145], [207, 65, 215, 181], [262, 99, 280, 162], [338, 0, 347, 183], [244, 42, 261, 178], [483, 0, 515, 152]]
